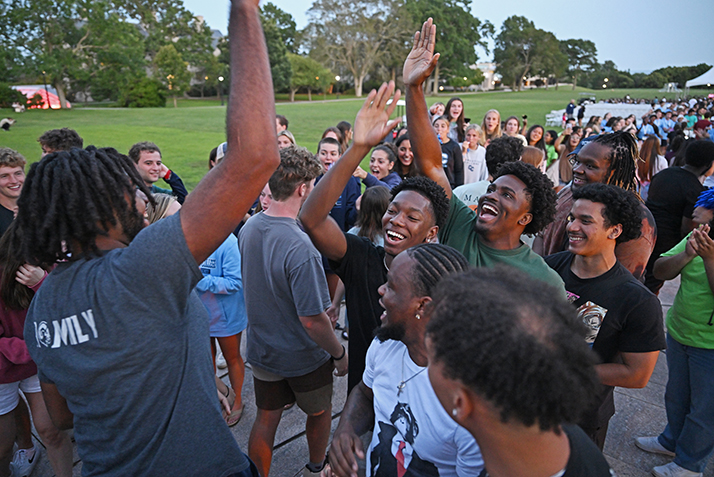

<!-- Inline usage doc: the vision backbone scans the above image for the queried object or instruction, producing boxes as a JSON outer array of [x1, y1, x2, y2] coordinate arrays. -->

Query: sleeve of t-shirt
[[618, 290, 666, 353], [683, 183, 703, 219], [287, 255, 331, 317], [329, 233, 371, 282], [662, 234, 690, 258], [438, 195, 477, 247], [453, 145, 464, 187], [362, 338, 380, 389], [109, 213, 203, 311], [455, 425, 485, 476]]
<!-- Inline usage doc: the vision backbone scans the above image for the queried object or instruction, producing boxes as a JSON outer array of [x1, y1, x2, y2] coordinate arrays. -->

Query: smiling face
[[135, 150, 162, 185], [529, 127, 543, 144], [370, 149, 393, 180], [566, 199, 620, 257], [568, 132, 582, 148], [377, 252, 418, 340], [317, 143, 340, 172], [433, 118, 449, 142], [398, 140, 413, 167], [484, 112, 499, 134], [0, 166, 25, 202], [475, 175, 532, 240], [505, 118, 519, 135], [381, 190, 438, 257], [570, 142, 612, 190], [449, 100, 463, 121]]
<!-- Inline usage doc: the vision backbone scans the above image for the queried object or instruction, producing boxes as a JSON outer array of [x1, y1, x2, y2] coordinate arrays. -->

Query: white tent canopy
[[685, 67, 714, 88]]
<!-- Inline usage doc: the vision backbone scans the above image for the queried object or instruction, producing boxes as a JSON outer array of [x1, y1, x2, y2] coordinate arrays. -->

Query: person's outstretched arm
[[300, 82, 400, 261], [181, 0, 280, 264], [403, 18, 452, 199]]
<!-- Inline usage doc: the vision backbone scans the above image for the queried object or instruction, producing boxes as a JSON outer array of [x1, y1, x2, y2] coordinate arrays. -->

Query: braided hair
[[406, 243, 469, 297], [591, 131, 640, 194], [15, 146, 154, 265]]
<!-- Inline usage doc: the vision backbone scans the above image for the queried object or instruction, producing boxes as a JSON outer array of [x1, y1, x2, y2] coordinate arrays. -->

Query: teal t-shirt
[[662, 234, 714, 349], [439, 195, 565, 292]]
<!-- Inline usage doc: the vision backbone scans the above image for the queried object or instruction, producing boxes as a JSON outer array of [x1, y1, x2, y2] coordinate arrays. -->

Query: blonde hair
[[480, 109, 502, 146], [146, 193, 178, 224]]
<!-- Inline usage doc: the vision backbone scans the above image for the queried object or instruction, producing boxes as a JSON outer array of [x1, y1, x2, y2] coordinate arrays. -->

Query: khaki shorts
[[252, 360, 333, 415]]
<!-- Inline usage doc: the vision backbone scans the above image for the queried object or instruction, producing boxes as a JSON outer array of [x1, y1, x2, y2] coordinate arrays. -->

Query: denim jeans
[[658, 334, 714, 473]]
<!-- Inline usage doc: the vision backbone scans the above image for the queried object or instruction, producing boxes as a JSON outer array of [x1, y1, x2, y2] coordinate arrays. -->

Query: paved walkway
[[27, 277, 713, 476]]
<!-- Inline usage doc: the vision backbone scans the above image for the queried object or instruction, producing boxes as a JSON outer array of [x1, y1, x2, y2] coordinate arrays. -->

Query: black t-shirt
[[0, 205, 14, 237], [440, 140, 464, 188], [646, 167, 704, 255], [545, 252, 666, 428], [478, 424, 614, 477], [329, 233, 387, 393]]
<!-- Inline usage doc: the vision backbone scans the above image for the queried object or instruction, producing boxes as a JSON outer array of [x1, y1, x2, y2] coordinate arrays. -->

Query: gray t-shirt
[[239, 212, 331, 377], [24, 214, 249, 477]]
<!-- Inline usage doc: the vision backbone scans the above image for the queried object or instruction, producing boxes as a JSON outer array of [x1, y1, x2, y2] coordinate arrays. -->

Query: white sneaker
[[9, 447, 38, 477], [652, 462, 702, 477], [636, 436, 676, 457], [216, 349, 227, 369]]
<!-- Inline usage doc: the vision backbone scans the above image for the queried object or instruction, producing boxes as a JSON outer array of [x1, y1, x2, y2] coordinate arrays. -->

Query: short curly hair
[[485, 135, 524, 176], [37, 128, 83, 152], [571, 183, 642, 243], [494, 161, 557, 235], [0, 148, 26, 169], [269, 145, 323, 201], [390, 176, 450, 229], [128, 141, 161, 163], [427, 266, 599, 432]]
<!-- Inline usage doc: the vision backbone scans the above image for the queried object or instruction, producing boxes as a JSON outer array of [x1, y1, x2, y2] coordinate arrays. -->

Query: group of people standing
[[1, 6, 714, 477]]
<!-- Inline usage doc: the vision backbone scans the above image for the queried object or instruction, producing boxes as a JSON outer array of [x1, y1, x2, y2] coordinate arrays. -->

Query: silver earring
[[416, 313, 421, 320], [451, 409, 457, 417]]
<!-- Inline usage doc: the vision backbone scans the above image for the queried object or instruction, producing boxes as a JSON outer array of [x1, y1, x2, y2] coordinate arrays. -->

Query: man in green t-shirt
[[401, 20, 562, 288]]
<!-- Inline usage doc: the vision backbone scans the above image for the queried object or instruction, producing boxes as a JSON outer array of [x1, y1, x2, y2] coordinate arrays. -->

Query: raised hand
[[693, 225, 714, 261], [352, 81, 401, 149], [403, 18, 440, 88]]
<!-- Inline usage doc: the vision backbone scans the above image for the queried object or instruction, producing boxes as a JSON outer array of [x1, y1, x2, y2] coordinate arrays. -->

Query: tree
[[446, 70, 484, 91], [287, 53, 332, 101], [260, 6, 292, 92], [560, 38, 597, 90], [533, 31, 567, 90], [261, 2, 298, 54], [493, 16, 542, 91], [406, 0, 491, 95], [154, 44, 191, 107], [305, 0, 414, 97]]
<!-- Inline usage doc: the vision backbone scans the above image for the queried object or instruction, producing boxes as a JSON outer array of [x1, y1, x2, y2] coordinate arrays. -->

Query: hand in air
[[352, 166, 368, 180], [16, 264, 45, 287], [403, 18, 440, 88], [352, 81, 401, 149]]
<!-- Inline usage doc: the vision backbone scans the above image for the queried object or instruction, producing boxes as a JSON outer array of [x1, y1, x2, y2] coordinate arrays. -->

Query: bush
[[0, 83, 28, 108], [120, 78, 167, 108]]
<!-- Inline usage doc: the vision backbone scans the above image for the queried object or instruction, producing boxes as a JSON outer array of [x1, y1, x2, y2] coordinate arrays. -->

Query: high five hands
[[352, 81, 401, 149], [403, 18, 439, 88]]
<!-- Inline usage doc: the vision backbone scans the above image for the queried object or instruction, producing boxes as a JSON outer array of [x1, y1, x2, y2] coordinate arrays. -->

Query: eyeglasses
[[568, 154, 580, 167]]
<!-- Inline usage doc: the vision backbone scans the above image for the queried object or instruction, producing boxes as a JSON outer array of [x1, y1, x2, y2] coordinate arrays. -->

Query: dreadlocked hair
[[406, 243, 469, 297], [15, 146, 154, 265], [591, 131, 640, 196]]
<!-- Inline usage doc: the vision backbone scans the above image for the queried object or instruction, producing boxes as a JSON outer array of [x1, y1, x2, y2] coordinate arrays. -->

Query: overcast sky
[[183, 0, 711, 74]]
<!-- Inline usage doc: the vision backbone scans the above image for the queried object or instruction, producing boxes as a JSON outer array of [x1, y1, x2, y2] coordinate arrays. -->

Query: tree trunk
[[355, 76, 364, 97], [555, 81, 559, 90], [391, 68, 396, 84], [54, 81, 68, 109], [572, 74, 578, 90], [173, 95, 178, 108], [308, 88, 312, 101], [544, 76, 549, 90], [290, 88, 296, 102], [431, 63, 440, 96]]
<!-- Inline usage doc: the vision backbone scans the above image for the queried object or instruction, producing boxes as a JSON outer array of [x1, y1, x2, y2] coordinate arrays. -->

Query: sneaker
[[635, 436, 675, 457], [10, 447, 38, 477], [216, 349, 227, 369], [652, 462, 702, 477]]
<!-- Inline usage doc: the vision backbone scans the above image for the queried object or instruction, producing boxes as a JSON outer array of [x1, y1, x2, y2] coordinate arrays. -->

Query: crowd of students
[[1, 5, 714, 477]]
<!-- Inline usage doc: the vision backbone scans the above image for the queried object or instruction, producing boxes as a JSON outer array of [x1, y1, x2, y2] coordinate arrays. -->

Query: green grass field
[[1, 87, 711, 190]]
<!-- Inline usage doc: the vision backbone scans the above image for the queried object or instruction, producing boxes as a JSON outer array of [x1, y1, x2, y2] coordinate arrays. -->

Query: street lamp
[[218, 76, 224, 106], [335, 76, 341, 99]]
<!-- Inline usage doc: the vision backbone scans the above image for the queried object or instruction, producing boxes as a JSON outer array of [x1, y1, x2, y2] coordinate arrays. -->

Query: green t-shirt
[[662, 234, 714, 349], [439, 195, 565, 292]]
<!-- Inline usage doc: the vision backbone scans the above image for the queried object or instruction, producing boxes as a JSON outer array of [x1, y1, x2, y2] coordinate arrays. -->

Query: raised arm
[[300, 82, 400, 261], [403, 19, 452, 199], [180, 0, 280, 264]]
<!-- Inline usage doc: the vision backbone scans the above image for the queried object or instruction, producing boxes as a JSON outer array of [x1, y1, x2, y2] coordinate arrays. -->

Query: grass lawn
[[1, 87, 711, 190]]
